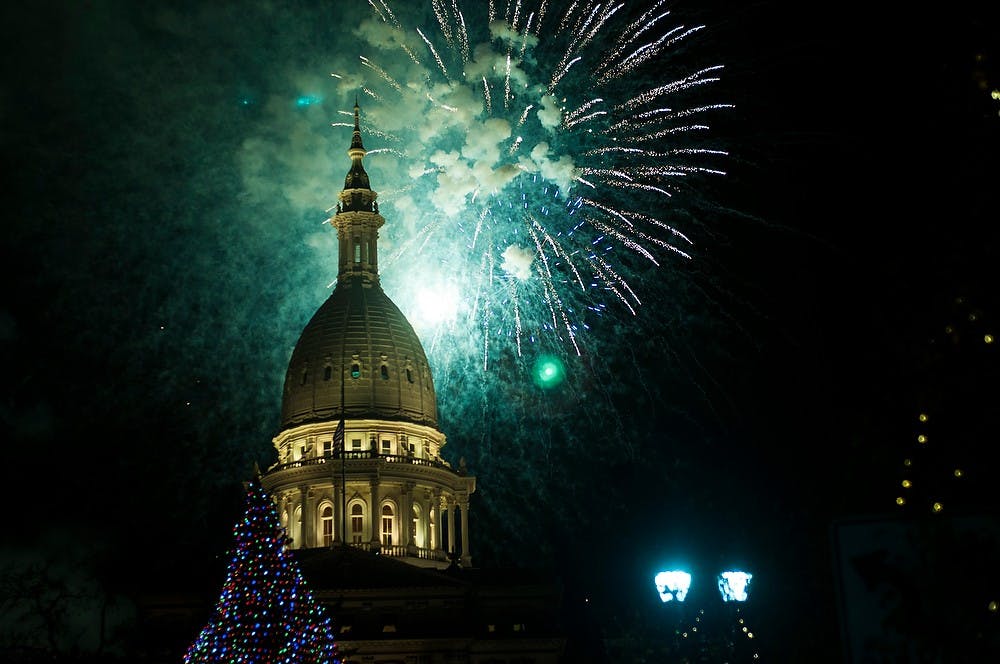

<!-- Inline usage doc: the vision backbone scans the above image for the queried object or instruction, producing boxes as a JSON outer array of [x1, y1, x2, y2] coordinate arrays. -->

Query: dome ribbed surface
[[281, 280, 438, 429]]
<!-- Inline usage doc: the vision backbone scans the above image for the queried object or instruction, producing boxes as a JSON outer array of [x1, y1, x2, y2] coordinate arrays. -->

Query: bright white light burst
[[338, 0, 730, 370]]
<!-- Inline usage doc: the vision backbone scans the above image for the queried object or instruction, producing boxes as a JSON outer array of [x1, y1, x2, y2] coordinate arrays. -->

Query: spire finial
[[351, 98, 364, 152]]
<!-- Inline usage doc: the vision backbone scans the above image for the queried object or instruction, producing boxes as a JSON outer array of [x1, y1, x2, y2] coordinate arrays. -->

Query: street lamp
[[654, 570, 692, 603], [717, 571, 752, 602]]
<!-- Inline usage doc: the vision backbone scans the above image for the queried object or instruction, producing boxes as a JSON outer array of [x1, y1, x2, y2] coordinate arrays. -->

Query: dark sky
[[1, 0, 997, 659]]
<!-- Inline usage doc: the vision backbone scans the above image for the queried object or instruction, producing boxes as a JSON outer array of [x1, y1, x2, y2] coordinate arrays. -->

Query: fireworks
[[333, 0, 730, 372]]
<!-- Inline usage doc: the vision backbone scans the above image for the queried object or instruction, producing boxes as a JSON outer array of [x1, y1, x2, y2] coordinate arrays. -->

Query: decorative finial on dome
[[351, 96, 364, 153]]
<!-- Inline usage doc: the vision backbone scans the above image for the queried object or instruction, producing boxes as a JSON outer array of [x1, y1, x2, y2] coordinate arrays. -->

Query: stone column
[[300, 485, 312, 549], [459, 495, 471, 567], [446, 496, 456, 555], [369, 479, 381, 547], [333, 483, 343, 545], [402, 482, 414, 552]]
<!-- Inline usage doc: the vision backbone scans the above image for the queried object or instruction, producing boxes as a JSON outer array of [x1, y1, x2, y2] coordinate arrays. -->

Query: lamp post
[[654, 568, 761, 662], [716, 570, 760, 661]]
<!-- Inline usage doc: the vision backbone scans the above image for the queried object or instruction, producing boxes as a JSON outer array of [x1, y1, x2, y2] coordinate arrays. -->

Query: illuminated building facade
[[260, 102, 475, 569]]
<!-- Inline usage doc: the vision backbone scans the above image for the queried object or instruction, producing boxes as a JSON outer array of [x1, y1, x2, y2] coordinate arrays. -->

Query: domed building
[[260, 102, 475, 569], [137, 105, 568, 664]]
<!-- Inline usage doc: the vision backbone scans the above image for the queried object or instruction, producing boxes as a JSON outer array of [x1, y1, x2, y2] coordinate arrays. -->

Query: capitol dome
[[281, 278, 438, 429]]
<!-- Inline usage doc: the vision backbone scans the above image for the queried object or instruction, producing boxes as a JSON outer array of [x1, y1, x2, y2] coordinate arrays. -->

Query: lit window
[[354, 238, 361, 263], [321, 506, 333, 546], [381, 504, 394, 547], [351, 363, 361, 378], [351, 504, 364, 543]]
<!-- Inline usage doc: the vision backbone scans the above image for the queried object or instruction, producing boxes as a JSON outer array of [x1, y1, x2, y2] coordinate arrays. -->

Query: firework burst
[[336, 0, 730, 371]]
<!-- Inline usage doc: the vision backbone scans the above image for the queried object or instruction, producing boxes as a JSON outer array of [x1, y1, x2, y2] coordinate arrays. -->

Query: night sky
[[1, 0, 997, 660]]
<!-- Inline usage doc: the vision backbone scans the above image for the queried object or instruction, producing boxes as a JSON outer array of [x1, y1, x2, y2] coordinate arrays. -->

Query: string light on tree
[[184, 478, 339, 664]]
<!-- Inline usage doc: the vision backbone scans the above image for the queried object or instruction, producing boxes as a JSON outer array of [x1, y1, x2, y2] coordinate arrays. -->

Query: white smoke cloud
[[519, 142, 579, 192], [501, 244, 535, 281], [537, 93, 562, 130]]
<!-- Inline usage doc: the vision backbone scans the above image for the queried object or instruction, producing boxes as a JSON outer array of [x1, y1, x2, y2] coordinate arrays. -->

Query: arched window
[[380, 365, 389, 380], [320, 505, 334, 547], [381, 504, 394, 547], [351, 363, 361, 379], [351, 503, 364, 544]]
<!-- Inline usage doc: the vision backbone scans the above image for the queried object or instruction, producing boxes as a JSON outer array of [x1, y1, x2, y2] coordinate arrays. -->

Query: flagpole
[[340, 361, 346, 547]]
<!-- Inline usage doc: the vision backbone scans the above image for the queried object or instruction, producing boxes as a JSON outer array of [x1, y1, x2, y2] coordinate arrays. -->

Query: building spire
[[343, 98, 370, 191], [333, 100, 383, 286], [350, 96, 365, 152]]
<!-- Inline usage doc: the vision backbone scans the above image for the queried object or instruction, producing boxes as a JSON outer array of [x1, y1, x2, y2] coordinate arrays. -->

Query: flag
[[333, 418, 345, 452]]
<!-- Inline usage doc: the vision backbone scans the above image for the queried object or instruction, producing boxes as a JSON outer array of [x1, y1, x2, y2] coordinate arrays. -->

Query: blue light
[[654, 570, 691, 602], [718, 570, 752, 602], [295, 95, 323, 107]]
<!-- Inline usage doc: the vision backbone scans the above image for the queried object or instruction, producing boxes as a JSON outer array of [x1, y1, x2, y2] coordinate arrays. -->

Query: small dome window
[[300, 370, 308, 386], [351, 362, 361, 379], [406, 368, 414, 383], [380, 365, 389, 380], [324, 365, 332, 381]]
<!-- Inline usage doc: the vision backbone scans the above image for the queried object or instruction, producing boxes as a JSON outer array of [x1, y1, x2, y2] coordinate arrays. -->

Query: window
[[323, 365, 332, 381], [380, 365, 389, 380], [299, 445, 306, 459], [381, 439, 391, 455], [406, 368, 414, 383], [323, 440, 333, 456], [351, 362, 361, 378], [300, 370, 308, 385], [381, 504, 394, 547], [354, 238, 361, 263], [351, 438, 361, 451], [351, 504, 364, 543], [321, 505, 333, 546]]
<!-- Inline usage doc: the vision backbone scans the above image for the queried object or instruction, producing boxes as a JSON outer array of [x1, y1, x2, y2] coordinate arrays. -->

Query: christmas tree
[[184, 478, 339, 664]]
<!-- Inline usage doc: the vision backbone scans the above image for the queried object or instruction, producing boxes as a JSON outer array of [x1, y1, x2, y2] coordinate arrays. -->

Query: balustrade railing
[[335, 542, 447, 562], [264, 451, 452, 476]]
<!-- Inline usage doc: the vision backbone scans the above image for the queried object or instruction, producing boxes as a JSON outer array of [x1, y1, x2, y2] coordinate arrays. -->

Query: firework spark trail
[[528, 222, 581, 355], [360, 56, 404, 93], [619, 66, 725, 111], [416, 27, 450, 79], [343, 0, 727, 369]]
